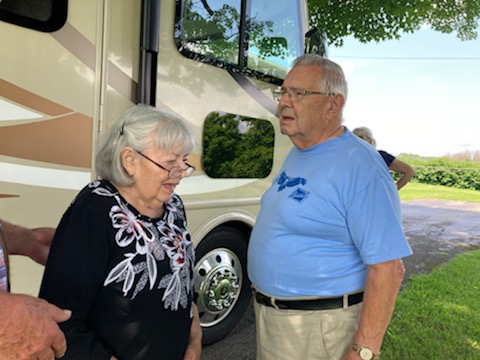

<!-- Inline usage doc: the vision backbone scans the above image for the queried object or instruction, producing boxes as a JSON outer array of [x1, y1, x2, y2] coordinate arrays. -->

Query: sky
[[327, 26, 480, 157]]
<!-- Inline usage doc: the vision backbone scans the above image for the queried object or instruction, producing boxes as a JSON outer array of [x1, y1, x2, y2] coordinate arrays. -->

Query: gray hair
[[95, 105, 196, 185], [292, 54, 348, 103], [352, 126, 377, 147]]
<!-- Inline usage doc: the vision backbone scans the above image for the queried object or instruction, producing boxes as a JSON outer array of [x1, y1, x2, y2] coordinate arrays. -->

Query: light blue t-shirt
[[247, 128, 412, 297]]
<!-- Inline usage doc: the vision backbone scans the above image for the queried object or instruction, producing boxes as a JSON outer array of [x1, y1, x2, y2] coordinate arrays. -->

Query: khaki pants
[[254, 300, 362, 360]]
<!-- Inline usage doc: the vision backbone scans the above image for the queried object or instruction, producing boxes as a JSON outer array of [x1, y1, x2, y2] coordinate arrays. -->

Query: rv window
[[202, 112, 274, 179], [175, 0, 305, 83], [245, 2, 303, 80], [0, 0, 67, 32]]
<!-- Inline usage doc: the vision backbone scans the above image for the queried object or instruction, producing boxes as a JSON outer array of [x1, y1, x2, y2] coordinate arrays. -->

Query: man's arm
[[0, 292, 71, 359], [343, 258, 405, 359], [0, 219, 55, 265]]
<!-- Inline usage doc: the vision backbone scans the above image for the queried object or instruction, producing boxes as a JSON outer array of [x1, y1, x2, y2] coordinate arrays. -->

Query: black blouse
[[40, 180, 195, 360]]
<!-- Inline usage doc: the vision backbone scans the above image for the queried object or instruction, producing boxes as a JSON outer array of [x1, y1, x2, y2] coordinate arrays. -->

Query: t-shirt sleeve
[[347, 176, 412, 265], [379, 150, 395, 167]]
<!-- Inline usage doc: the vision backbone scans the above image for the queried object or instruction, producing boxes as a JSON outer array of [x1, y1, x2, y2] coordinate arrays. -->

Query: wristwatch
[[351, 342, 379, 360]]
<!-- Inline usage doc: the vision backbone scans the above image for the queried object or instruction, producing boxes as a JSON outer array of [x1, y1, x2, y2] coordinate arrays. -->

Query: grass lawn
[[399, 183, 480, 202], [382, 251, 480, 359], [381, 184, 480, 359]]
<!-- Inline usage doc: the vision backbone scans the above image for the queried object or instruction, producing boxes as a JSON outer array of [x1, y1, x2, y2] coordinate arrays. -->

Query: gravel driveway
[[401, 199, 480, 283]]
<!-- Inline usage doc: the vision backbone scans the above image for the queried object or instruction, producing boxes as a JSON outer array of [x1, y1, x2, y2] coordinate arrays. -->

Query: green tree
[[308, 0, 480, 46], [203, 113, 274, 178], [203, 112, 241, 178], [230, 118, 274, 178]]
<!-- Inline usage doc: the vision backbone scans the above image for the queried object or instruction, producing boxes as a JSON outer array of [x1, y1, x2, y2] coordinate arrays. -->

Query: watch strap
[[351, 342, 380, 360]]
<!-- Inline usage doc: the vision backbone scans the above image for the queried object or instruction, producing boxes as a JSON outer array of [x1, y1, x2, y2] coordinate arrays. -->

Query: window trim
[[0, 0, 68, 33]]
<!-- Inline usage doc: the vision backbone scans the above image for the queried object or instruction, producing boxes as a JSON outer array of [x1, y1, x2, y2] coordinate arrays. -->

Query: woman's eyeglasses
[[136, 151, 195, 179]]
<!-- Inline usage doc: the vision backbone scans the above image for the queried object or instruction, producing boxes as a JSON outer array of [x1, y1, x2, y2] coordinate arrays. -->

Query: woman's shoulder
[[72, 180, 119, 209], [76, 179, 113, 197], [378, 150, 395, 166]]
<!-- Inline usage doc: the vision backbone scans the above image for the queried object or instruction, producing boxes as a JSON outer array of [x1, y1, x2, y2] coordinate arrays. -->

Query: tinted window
[[175, 0, 305, 83], [203, 112, 274, 178], [0, 0, 67, 32]]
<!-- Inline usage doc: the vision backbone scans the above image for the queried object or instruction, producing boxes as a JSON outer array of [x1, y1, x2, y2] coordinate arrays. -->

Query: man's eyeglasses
[[272, 87, 335, 102], [136, 151, 195, 179]]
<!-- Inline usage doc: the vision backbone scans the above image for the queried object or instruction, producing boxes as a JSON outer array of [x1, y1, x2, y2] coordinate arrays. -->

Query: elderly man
[[248, 54, 412, 360]]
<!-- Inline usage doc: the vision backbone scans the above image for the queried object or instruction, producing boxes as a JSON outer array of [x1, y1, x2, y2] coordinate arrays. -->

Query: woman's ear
[[121, 147, 137, 176]]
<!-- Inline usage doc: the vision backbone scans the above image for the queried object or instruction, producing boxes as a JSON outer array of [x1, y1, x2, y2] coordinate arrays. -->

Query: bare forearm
[[0, 219, 54, 264], [0, 219, 32, 255], [390, 159, 415, 190], [353, 259, 405, 352], [396, 169, 415, 190], [184, 304, 202, 360]]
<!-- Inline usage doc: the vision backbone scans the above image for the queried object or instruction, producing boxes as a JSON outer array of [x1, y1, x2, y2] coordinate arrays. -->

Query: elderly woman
[[353, 126, 416, 190], [39, 105, 202, 360]]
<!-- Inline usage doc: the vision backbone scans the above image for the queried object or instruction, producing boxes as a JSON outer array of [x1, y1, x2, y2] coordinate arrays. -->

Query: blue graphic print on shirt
[[276, 171, 309, 203]]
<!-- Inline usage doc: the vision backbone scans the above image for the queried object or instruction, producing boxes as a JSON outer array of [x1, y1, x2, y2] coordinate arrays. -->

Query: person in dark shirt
[[40, 105, 202, 360], [353, 126, 415, 190]]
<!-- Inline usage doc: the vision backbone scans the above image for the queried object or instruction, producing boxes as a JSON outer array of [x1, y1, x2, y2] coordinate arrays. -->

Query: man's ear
[[121, 147, 137, 176], [328, 94, 345, 118]]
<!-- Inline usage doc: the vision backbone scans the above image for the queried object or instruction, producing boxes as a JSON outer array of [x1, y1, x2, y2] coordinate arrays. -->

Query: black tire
[[194, 227, 251, 345]]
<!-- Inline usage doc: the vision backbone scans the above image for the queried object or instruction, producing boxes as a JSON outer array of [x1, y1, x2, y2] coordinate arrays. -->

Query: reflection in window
[[246, 2, 302, 78], [176, 0, 241, 66], [175, 0, 305, 82], [203, 112, 274, 179]]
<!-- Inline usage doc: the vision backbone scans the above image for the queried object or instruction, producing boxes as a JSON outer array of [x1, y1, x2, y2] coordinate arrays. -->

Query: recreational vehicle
[[0, 0, 324, 343]]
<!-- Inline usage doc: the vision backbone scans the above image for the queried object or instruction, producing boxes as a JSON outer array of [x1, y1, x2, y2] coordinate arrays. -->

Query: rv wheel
[[194, 227, 251, 345]]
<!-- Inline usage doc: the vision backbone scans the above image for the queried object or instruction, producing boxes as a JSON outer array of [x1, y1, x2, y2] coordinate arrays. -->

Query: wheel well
[[209, 221, 252, 243]]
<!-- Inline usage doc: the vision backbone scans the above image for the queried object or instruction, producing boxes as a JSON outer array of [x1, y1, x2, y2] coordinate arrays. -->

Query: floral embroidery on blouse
[[90, 181, 193, 310]]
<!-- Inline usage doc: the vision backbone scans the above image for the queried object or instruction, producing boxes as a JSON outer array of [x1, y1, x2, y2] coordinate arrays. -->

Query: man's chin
[[279, 125, 289, 135]]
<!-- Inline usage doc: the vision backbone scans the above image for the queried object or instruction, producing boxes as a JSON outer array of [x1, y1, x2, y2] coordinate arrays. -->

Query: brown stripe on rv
[[0, 79, 71, 116], [0, 194, 19, 199], [0, 79, 92, 168], [0, 114, 92, 168]]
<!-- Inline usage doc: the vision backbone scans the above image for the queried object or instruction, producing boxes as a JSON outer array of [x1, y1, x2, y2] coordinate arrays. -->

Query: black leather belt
[[253, 290, 364, 310]]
